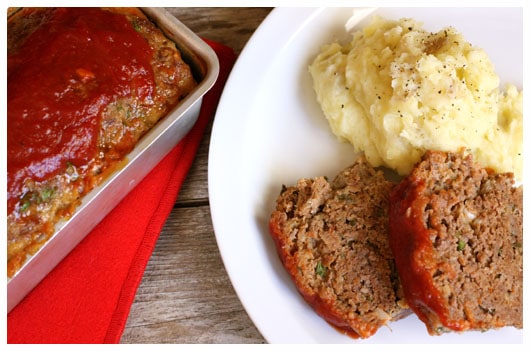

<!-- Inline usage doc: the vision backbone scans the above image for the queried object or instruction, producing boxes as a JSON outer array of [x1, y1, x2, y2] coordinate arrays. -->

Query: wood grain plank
[[121, 8, 272, 343], [121, 206, 265, 343], [167, 7, 273, 55]]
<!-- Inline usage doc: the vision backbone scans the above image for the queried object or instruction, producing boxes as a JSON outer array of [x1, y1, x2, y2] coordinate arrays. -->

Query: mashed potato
[[309, 15, 522, 179]]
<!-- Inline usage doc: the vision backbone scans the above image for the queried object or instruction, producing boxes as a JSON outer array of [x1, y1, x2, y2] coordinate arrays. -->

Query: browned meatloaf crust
[[7, 8, 197, 277], [269, 157, 409, 338], [388, 150, 523, 335]]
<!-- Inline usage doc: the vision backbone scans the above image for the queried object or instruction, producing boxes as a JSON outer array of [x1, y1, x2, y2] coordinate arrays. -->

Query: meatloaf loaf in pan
[[7, 7, 219, 312]]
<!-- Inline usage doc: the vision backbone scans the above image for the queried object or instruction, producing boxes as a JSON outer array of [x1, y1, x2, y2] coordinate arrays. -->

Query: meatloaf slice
[[269, 157, 409, 339], [388, 150, 523, 335]]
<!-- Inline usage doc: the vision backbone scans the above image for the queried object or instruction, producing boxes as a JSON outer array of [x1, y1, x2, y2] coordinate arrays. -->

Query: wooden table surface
[[120, 8, 272, 344]]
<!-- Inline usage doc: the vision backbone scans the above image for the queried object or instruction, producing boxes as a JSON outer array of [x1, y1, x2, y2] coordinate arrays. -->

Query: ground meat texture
[[388, 150, 522, 335], [269, 157, 409, 339], [7, 8, 197, 278]]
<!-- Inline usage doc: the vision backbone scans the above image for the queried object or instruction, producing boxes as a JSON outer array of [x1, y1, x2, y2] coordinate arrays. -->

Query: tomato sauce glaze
[[7, 8, 155, 213]]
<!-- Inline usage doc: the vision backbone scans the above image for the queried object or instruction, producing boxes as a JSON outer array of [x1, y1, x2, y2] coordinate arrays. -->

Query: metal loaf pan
[[7, 7, 220, 312]]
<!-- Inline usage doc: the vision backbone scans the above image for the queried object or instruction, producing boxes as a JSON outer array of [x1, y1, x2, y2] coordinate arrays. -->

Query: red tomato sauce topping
[[7, 8, 155, 213]]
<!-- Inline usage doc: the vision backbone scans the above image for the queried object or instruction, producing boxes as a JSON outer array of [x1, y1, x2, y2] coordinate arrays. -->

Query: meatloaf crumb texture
[[7, 8, 197, 278], [269, 157, 409, 338], [388, 150, 522, 335]]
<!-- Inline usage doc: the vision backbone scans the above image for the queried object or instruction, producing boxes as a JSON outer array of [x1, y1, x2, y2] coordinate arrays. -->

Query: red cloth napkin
[[7, 39, 236, 344]]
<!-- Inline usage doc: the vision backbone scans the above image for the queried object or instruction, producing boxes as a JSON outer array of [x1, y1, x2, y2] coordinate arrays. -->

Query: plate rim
[[208, 6, 524, 344]]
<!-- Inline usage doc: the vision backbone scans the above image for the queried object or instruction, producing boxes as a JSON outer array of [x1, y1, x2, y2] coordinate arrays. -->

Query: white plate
[[208, 7, 523, 344]]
